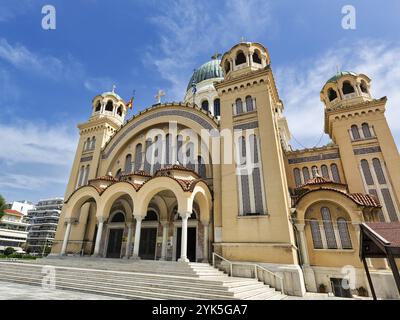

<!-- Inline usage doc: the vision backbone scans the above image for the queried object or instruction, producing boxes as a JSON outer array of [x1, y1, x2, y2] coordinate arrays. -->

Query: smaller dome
[[187, 59, 224, 91], [326, 71, 357, 84], [101, 91, 123, 101]]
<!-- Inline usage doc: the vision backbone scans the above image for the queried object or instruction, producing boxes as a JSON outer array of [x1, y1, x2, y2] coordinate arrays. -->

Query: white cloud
[[0, 173, 66, 191], [275, 40, 400, 149], [84, 77, 115, 92], [0, 1, 33, 22], [147, 0, 273, 100], [0, 119, 77, 166]]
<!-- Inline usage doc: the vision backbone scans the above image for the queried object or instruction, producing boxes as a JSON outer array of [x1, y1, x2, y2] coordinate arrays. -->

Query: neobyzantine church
[[52, 41, 400, 298]]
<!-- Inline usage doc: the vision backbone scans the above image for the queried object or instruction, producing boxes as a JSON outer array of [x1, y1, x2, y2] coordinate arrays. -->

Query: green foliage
[[4, 247, 15, 256], [0, 253, 37, 260], [0, 194, 7, 219]]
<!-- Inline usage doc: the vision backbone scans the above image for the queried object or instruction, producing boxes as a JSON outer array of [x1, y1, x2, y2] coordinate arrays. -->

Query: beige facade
[[52, 42, 400, 298]]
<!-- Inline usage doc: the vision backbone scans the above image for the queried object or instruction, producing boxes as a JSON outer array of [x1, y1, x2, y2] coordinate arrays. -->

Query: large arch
[[189, 181, 213, 223], [64, 186, 100, 220]]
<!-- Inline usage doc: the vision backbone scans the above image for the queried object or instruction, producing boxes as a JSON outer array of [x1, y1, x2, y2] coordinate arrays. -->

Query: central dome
[[186, 58, 224, 91]]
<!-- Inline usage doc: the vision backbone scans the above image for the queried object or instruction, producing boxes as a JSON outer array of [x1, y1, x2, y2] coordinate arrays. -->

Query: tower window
[[252, 50, 262, 64], [245, 96, 254, 112], [213, 98, 221, 117], [360, 81, 368, 94], [362, 123, 372, 138], [342, 81, 355, 95], [328, 88, 338, 102], [224, 60, 231, 74], [95, 101, 101, 112], [302, 167, 310, 182], [201, 100, 209, 112], [351, 124, 360, 140], [117, 106, 122, 116], [105, 100, 114, 112], [235, 51, 246, 65], [235, 98, 243, 115]]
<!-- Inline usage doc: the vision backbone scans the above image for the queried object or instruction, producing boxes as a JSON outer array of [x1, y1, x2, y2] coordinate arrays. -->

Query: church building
[[51, 41, 400, 298]]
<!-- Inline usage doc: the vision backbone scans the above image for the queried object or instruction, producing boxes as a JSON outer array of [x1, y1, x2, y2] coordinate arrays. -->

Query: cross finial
[[240, 36, 246, 42], [155, 89, 165, 104], [336, 64, 340, 75], [112, 84, 116, 93], [211, 52, 221, 60]]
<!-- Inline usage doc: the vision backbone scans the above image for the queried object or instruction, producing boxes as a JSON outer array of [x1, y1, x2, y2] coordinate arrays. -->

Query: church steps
[[0, 261, 285, 300]]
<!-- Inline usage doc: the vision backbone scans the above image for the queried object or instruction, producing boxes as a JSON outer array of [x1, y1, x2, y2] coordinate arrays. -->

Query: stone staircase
[[0, 258, 286, 300]]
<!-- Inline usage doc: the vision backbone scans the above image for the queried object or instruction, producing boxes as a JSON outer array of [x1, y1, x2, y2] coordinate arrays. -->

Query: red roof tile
[[4, 209, 23, 216], [365, 222, 400, 247]]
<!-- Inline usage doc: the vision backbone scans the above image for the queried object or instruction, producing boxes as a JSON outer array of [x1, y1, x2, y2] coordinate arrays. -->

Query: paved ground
[[284, 292, 371, 300], [0, 281, 124, 300]]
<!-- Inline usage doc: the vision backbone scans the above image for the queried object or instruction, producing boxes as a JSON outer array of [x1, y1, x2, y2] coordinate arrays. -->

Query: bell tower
[[321, 72, 400, 222], [214, 42, 299, 267], [64, 90, 128, 199]]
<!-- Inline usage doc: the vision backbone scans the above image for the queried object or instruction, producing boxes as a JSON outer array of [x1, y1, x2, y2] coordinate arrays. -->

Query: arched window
[[116, 106, 122, 116], [134, 143, 142, 172], [249, 134, 259, 164], [105, 100, 113, 112], [153, 134, 162, 172], [330, 164, 341, 183], [337, 218, 352, 249], [77, 165, 85, 188], [198, 156, 206, 178], [294, 168, 302, 187], [360, 159, 374, 185], [83, 165, 90, 185], [342, 81, 355, 95], [143, 139, 152, 173], [201, 100, 209, 112], [111, 212, 125, 223], [176, 135, 183, 165], [144, 210, 158, 221], [85, 137, 90, 151], [224, 60, 231, 74], [213, 99, 221, 117], [360, 81, 368, 94], [321, 165, 329, 179], [362, 123, 372, 138], [310, 219, 323, 249], [372, 158, 386, 184], [311, 166, 318, 177], [245, 96, 254, 112], [235, 98, 243, 115], [328, 88, 338, 102], [302, 167, 310, 183], [90, 137, 96, 150], [351, 125, 360, 140], [124, 154, 132, 173], [239, 136, 247, 166], [165, 134, 171, 166], [321, 207, 337, 249], [116, 168, 122, 180], [381, 189, 398, 222], [252, 50, 262, 64], [185, 142, 195, 171], [95, 101, 101, 112], [235, 51, 246, 65]]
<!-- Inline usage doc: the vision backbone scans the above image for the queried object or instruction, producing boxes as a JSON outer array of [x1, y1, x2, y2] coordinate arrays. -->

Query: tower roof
[[326, 71, 357, 83], [186, 59, 224, 91]]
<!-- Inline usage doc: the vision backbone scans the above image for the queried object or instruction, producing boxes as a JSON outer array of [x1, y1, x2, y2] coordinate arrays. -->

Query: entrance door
[[106, 228, 123, 258], [330, 278, 352, 298], [176, 227, 196, 262], [139, 228, 157, 260]]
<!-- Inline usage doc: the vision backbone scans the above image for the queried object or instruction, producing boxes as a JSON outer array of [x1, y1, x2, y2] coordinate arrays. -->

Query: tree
[[4, 247, 15, 256], [0, 194, 7, 219]]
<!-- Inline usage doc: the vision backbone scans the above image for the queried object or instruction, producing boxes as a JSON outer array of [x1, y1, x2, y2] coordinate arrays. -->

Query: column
[[124, 222, 134, 259], [160, 221, 169, 261], [295, 224, 310, 266], [132, 215, 143, 259], [92, 216, 105, 257], [178, 212, 191, 263], [202, 222, 209, 263], [60, 219, 73, 256]]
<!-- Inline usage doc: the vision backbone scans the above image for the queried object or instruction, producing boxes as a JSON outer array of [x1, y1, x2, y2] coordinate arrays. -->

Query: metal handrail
[[212, 252, 285, 294]]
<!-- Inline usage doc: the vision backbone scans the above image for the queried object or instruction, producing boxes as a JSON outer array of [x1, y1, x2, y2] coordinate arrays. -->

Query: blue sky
[[0, 0, 399, 203]]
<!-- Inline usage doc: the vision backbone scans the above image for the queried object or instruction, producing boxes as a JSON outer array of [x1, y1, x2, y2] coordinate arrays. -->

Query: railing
[[212, 252, 285, 294]]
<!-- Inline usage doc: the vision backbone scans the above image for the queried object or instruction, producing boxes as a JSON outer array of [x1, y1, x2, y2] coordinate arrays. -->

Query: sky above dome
[[0, 0, 399, 202]]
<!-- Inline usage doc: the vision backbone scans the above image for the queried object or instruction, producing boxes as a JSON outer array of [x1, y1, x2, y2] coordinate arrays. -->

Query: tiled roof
[[4, 209, 23, 216], [297, 176, 347, 189], [155, 165, 200, 178], [365, 222, 400, 247], [89, 175, 118, 182]]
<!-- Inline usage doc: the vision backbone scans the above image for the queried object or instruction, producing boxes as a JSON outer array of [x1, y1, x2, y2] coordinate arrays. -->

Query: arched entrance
[[106, 212, 126, 258], [139, 209, 159, 260]]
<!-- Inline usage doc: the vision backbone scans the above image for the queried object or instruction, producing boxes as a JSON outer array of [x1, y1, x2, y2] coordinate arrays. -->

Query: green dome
[[327, 71, 357, 83], [187, 59, 224, 91]]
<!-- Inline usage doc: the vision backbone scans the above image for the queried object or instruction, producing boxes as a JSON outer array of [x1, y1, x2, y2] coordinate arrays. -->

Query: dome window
[[252, 50, 262, 64], [342, 81, 355, 95], [95, 101, 101, 112], [224, 60, 231, 74], [328, 88, 338, 102], [360, 81, 368, 94], [105, 100, 114, 112], [201, 100, 209, 112], [214, 98, 221, 117], [235, 51, 246, 66], [111, 212, 125, 223]]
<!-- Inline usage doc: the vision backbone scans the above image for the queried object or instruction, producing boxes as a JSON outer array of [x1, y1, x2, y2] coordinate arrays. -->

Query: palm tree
[[0, 194, 7, 219]]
